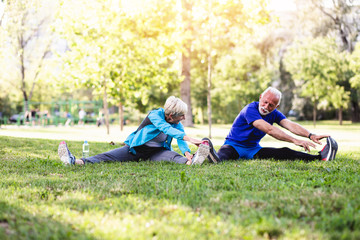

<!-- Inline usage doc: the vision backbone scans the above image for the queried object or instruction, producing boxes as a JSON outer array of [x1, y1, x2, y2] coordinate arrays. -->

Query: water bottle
[[82, 140, 89, 158]]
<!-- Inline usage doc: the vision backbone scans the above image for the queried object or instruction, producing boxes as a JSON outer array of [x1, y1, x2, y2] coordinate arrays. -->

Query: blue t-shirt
[[224, 101, 286, 159]]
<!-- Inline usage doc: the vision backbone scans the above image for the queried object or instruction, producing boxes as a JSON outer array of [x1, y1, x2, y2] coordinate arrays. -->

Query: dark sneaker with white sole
[[319, 137, 338, 161], [191, 143, 210, 165], [58, 141, 76, 165], [201, 137, 220, 163], [328, 136, 338, 160]]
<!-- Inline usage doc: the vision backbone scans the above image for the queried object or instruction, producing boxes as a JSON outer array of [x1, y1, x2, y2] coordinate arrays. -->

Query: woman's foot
[[58, 141, 76, 165], [191, 143, 210, 165]]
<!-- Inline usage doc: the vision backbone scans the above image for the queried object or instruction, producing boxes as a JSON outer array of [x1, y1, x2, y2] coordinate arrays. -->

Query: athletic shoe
[[328, 136, 338, 160], [201, 137, 220, 163], [191, 143, 210, 165], [319, 137, 338, 161], [58, 141, 76, 165]]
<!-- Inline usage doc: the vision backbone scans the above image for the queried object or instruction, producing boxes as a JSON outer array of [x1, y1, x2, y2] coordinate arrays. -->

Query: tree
[[212, 45, 272, 123], [178, 0, 271, 126], [309, 0, 360, 122], [56, 0, 180, 132], [284, 37, 350, 126], [179, 0, 194, 127], [0, 0, 56, 114], [349, 43, 360, 89]]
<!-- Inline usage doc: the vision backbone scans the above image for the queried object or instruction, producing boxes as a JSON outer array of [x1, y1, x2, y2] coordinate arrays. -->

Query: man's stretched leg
[[217, 145, 239, 161], [253, 147, 320, 161]]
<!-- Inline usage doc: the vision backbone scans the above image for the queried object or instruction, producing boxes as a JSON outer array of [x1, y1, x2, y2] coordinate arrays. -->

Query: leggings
[[254, 147, 320, 161], [218, 145, 320, 161], [82, 144, 188, 164]]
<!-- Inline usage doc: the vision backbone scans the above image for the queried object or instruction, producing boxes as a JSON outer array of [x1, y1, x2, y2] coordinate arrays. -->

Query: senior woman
[[58, 96, 204, 165]]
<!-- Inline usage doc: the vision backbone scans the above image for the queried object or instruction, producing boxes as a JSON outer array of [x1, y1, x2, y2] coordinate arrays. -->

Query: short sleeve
[[244, 103, 262, 125]]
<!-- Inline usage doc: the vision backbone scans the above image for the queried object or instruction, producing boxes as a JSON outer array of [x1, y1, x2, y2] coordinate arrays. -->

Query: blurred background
[[1, 0, 360, 133]]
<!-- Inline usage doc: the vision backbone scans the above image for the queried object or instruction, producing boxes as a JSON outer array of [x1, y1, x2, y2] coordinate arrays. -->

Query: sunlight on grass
[[0, 123, 359, 239]]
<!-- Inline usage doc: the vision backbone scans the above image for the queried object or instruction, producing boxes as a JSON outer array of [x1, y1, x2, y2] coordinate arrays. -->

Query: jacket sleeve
[[175, 123, 191, 154], [148, 110, 185, 140]]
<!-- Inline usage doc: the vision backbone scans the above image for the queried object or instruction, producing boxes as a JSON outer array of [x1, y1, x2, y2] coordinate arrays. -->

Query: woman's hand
[[185, 151, 193, 165], [183, 135, 203, 146]]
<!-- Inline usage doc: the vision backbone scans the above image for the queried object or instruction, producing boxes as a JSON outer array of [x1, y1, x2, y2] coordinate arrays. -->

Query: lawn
[[0, 123, 359, 239]]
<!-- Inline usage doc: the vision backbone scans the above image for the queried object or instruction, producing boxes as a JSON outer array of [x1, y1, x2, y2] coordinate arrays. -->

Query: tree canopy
[[1, 0, 360, 127]]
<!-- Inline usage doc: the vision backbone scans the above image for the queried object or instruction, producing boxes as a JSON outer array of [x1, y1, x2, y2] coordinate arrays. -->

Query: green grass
[[0, 135, 360, 239]]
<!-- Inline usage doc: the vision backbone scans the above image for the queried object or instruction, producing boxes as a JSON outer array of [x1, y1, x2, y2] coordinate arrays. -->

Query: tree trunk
[[313, 101, 317, 128], [102, 77, 110, 135], [207, 0, 212, 138], [20, 38, 29, 114], [180, 51, 193, 127], [180, 0, 193, 127], [339, 106, 343, 125], [351, 98, 360, 123], [22, 92, 29, 113], [200, 107, 205, 124], [119, 102, 124, 131]]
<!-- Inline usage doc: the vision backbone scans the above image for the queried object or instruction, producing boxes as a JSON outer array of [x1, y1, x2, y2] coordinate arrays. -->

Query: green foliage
[[0, 0, 59, 108], [55, 0, 181, 113], [0, 95, 15, 117], [211, 45, 272, 123], [284, 38, 351, 112], [186, 0, 272, 124], [349, 43, 360, 89], [0, 0, 276, 122], [1, 134, 359, 239]]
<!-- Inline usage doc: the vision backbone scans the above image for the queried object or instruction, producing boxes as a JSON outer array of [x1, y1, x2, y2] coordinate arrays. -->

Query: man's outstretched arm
[[279, 119, 329, 144], [252, 119, 316, 152]]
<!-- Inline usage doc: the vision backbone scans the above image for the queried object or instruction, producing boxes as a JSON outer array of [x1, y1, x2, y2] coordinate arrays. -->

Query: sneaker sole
[[192, 144, 210, 165], [321, 138, 331, 161], [322, 137, 335, 161], [202, 137, 220, 164], [329, 137, 338, 161], [58, 143, 71, 165]]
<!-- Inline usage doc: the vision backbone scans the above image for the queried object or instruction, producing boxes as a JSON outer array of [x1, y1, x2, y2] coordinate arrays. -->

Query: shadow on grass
[[0, 201, 98, 240]]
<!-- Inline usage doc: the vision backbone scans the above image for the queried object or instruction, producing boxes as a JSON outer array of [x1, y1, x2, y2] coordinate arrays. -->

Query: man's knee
[[217, 145, 239, 161]]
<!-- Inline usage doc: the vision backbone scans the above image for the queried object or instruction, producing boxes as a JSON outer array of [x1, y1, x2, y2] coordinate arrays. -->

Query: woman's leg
[[149, 149, 188, 164], [82, 145, 140, 164], [254, 147, 320, 161]]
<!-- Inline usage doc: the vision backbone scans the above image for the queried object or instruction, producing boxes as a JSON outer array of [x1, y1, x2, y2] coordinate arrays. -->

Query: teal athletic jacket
[[124, 108, 191, 155]]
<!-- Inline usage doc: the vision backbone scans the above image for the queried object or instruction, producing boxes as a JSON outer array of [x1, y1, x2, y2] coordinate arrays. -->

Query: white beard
[[259, 106, 270, 116]]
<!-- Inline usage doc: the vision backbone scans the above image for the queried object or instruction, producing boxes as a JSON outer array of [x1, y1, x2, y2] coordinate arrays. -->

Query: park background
[[1, 0, 360, 133], [1, 0, 360, 239]]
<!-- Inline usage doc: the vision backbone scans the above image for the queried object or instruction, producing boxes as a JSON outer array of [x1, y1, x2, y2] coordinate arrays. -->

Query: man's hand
[[309, 134, 330, 145], [294, 139, 316, 152], [185, 151, 193, 165]]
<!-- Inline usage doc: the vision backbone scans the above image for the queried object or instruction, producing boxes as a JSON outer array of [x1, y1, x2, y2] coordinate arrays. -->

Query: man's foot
[[191, 143, 210, 165], [202, 137, 220, 163], [58, 141, 76, 165], [328, 136, 338, 160], [319, 137, 338, 161]]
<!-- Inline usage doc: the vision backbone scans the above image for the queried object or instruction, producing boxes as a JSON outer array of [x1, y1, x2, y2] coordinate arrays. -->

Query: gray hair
[[164, 96, 188, 116], [262, 87, 282, 105]]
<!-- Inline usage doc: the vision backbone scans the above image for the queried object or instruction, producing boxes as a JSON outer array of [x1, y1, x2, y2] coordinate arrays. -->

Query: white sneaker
[[191, 144, 210, 165], [58, 141, 76, 165]]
